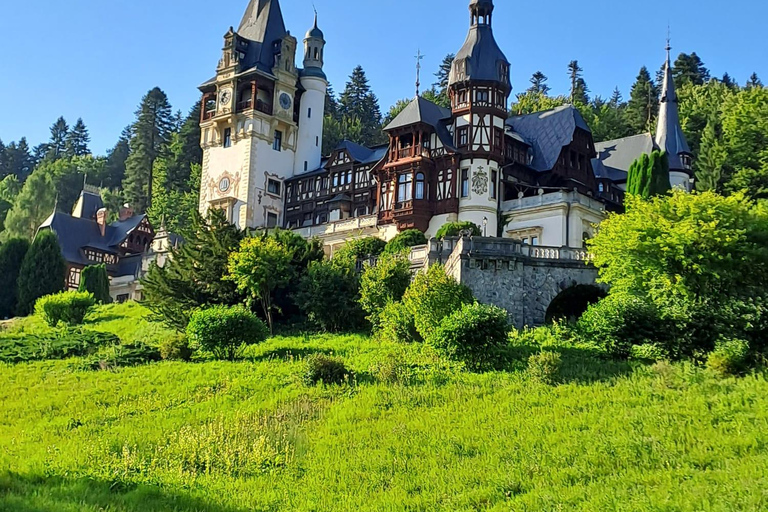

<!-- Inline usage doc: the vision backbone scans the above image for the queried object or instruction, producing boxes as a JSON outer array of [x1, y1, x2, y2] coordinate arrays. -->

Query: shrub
[[402, 264, 474, 340], [707, 339, 750, 377], [0, 238, 29, 319], [359, 254, 412, 330], [35, 291, 96, 327], [17, 230, 66, 316], [383, 230, 428, 255], [528, 351, 562, 385], [159, 334, 194, 361], [296, 258, 365, 332], [303, 354, 350, 386], [428, 302, 509, 370], [334, 237, 386, 262], [187, 305, 269, 361], [0, 328, 119, 364], [371, 350, 410, 384], [378, 301, 421, 344], [631, 343, 668, 362], [93, 341, 163, 370], [577, 293, 665, 359], [545, 285, 607, 323], [79, 264, 112, 304], [435, 221, 481, 239]]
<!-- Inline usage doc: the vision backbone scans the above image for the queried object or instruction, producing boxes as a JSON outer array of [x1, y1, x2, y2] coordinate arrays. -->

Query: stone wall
[[431, 237, 599, 328]]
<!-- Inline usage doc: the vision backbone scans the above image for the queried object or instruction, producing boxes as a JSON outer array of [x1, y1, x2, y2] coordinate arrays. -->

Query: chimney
[[119, 203, 134, 222], [96, 208, 108, 237]]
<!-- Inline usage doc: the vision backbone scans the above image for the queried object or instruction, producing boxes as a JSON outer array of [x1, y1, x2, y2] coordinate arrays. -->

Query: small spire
[[313, 5, 318, 28], [415, 49, 424, 97]]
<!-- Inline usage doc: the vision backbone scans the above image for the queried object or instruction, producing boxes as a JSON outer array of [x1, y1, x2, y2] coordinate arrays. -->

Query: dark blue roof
[[335, 141, 388, 165], [237, 0, 288, 75]]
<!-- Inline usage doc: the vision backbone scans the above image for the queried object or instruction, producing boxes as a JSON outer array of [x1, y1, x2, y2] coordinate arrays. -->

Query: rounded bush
[[303, 354, 350, 386], [378, 301, 421, 344], [527, 351, 562, 385], [428, 302, 510, 370], [35, 291, 96, 327], [160, 334, 194, 361], [707, 339, 750, 377], [402, 264, 474, 340], [577, 293, 664, 359], [435, 221, 481, 239], [187, 305, 268, 361], [383, 230, 428, 255]]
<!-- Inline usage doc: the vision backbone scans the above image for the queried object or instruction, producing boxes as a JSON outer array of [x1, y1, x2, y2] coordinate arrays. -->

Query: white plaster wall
[[295, 76, 326, 175], [670, 171, 692, 192], [458, 158, 500, 236]]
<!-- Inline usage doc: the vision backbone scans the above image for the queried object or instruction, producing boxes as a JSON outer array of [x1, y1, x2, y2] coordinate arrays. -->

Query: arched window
[[415, 173, 425, 200], [398, 173, 413, 202]]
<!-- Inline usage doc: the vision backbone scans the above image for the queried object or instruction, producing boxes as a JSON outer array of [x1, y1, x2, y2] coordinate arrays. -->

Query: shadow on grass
[[0, 472, 250, 512], [496, 343, 636, 384], [83, 314, 127, 325]]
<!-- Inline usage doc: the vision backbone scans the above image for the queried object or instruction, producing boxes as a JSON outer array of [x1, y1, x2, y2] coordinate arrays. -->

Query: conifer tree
[[673, 52, 710, 87], [627, 151, 670, 199], [104, 126, 131, 189], [433, 54, 455, 107], [695, 117, 727, 192], [625, 67, 659, 133], [2, 138, 34, 182], [746, 73, 763, 89], [65, 118, 91, 157], [0, 238, 30, 318], [16, 230, 66, 316], [46, 117, 69, 161], [325, 83, 340, 120], [528, 71, 550, 95], [123, 87, 175, 213], [339, 66, 384, 146], [650, 151, 671, 195], [568, 60, 589, 104], [141, 209, 245, 330], [79, 264, 111, 304]]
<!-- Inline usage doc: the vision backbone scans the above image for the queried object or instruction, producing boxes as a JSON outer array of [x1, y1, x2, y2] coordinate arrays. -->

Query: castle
[[197, 0, 692, 253]]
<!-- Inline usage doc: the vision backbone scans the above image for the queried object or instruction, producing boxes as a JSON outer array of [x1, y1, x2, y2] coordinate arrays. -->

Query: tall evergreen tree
[[325, 83, 340, 120], [673, 52, 710, 87], [141, 209, 245, 330], [0, 139, 5, 177], [16, 230, 66, 316], [568, 60, 589, 104], [0, 238, 30, 318], [123, 87, 175, 213], [746, 73, 763, 89], [2, 139, 34, 181], [625, 67, 659, 133], [104, 126, 132, 189], [79, 264, 111, 304], [339, 66, 384, 146], [65, 118, 91, 157], [720, 73, 738, 89], [528, 71, 551, 95], [46, 117, 69, 161], [433, 53, 455, 107], [626, 153, 652, 197]]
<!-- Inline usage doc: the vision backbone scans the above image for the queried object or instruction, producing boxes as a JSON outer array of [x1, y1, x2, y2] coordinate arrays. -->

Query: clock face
[[219, 89, 232, 105], [279, 92, 292, 110], [219, 177, 231, 193]]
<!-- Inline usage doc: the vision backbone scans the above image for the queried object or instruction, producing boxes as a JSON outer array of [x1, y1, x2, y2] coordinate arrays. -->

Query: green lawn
[[1, 304, 768, 511]]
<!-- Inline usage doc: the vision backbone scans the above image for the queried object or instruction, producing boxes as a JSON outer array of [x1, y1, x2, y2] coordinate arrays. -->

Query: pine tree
[[625, 67, 659, 133], [673, 52, 710, 87], [16, 230, 66, 316], [650, 151, 671, 195], [746, 73, 763, 89], [141, 209, 245, 330], [79, 264, 111, 304], [165, 103, 203, 191], [720, 73, 738, 89], [339, 66, 384, 146], [65, 118, 91, 157], [568, 60, 589, 104], [0, 139, 6, 178], [3, 138, 34, 181], [0, 238, 30, 318], [433, 54, 455, 107], [104, 126, 131, 189], [325, 83, 340, 120], [123, 87, 175, 213], [528, 71, 550, 95], [46, 117, 69, 161]]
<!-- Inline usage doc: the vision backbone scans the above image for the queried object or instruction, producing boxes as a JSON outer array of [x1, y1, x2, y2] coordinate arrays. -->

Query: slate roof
[[335, 141, 388, 165], [449, 1, 509, 87], [594, 133, 656, 182], [506, 105, 591, 172], [71, 190, 104, 220], [384, 97, 456, 150], [656, 48, 692, 171], [237, 0, 288, 75], [591, 158, 628, 183], [39, 210, 150, 273]]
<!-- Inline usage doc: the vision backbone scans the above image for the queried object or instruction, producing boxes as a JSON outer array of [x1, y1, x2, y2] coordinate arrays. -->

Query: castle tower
[[656, 41, 694, 191], [295, 13, 328, 175], [198, 0, 303, 230], [448, 0, 511, 236]]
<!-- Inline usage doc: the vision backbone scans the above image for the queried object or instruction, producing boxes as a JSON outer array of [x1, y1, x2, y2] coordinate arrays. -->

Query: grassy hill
[[1, 304, 768, 511]]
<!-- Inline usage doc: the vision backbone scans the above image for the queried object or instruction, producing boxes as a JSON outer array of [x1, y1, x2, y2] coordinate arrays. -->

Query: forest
[[0, 52, 765, 240]]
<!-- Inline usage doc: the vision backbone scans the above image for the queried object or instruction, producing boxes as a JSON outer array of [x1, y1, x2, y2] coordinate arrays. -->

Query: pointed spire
[[655, 37, 691, 171], [415, 49, 424, 97]]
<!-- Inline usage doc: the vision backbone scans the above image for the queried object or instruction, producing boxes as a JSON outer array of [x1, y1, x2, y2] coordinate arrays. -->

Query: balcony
[[236, 99, 252, 112], [203, 110, 215, 121], [255, 99, 273, 115], [292, 215, 378, 238], [395, 145, 431, 161]]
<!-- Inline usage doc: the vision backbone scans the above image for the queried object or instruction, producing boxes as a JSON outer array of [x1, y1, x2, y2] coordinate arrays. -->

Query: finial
[[666, 25, 672, 59], [415, 49, 424, 97], [313, 4, 318, 26]]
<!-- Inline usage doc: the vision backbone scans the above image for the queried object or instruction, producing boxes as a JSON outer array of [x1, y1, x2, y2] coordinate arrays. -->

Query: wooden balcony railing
[[255, 100, 273, 115], [236, 99, 252, 112], [395, 145, 431, 160], [203, 110, 216, 121]]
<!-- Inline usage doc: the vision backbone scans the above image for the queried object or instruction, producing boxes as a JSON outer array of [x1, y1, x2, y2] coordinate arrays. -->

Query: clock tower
[[198, 0, 325, 230]]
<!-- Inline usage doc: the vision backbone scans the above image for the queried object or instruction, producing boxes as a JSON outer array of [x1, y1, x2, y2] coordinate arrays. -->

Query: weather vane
[[415, 49, 424, 97]]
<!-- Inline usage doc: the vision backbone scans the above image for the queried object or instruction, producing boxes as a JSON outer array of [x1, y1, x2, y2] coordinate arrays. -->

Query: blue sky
[[1, 0, 766, 154]]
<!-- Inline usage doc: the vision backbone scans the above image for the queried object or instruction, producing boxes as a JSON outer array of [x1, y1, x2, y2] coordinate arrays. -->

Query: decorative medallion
[[215, 171, 240, 198], [279, 92, 293, 110], [219, 176, 231, 193], [472, 166, 488, 195]]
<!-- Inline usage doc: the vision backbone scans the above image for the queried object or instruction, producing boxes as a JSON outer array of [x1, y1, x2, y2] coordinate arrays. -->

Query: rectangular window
[[223, 128, 232, 148], [457, 126, 469, 147], [304, 161, 308, 172], [273, 130, 283, 151], [491, 170, 497, 199], [332, 174, 339, 187], [308, 107, 312, 119], [461, 169, 469, 198], [267, 179, 281, 196], [317, 213, 328, 224], [476, 90, 489, 103], [493, 128, 502, 151], [267, 212, 278, 228], [302, 213, 312, 227], [321, 177, 329, 190]]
